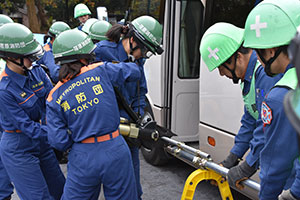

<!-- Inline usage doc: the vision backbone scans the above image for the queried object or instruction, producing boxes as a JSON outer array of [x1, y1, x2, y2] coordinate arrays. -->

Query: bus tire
[[141, 97, 172, 166], [141, 141, 171, 166]]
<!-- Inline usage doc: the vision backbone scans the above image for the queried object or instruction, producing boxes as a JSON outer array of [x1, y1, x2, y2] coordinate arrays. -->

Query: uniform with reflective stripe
[[46, 61, 140, 200], [94, 39, 146, 199], [259, 65, 300, 200], [37, 42, 60, 83], [0, 65, 65, 200], [231, 51, 282, 168]]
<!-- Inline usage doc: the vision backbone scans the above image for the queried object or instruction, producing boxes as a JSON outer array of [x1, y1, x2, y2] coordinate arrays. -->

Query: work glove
[[278, 190, 300, 200], [227, 161, 257, 190], [210, 153, 240, 187], [220, 152, 240, 169]]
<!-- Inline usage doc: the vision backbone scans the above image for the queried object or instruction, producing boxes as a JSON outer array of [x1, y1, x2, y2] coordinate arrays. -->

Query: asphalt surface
[[11, 150, 250, 200]]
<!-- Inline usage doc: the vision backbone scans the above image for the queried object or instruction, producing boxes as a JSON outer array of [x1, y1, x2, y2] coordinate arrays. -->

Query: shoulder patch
[[261, 102, 272, 125]]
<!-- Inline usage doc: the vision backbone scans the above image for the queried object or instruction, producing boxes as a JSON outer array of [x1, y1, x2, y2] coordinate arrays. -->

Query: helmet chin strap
[[128, 39, 139, 62], [8, 58, 29, 74], [222, 53, 239, 84], [256, 47, 283, 77]]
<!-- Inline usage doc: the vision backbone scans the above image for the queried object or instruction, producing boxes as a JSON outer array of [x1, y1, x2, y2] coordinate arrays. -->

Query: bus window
[[205, 0, 257, 29], [178, 0, 203, 78], [129, 0, 165, 24]]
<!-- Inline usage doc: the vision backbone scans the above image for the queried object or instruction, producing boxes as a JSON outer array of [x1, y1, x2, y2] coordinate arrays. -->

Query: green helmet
[[0, 23, 44, 60], [81, 18, 98, 34], [244, 0, 300, 48], [131, 15, 163, 55], [53, 29, 96, 64], [0, 14, 13, 27], [200, 22, 244, 72], [74, 3, 91, 18], [89, 21, 112, 42], [48, 21, 71, 37]]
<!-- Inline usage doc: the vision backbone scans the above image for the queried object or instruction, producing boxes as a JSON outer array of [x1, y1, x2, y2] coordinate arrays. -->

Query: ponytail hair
[[59, 61, 84, 82], [106, 24, 131, 43]]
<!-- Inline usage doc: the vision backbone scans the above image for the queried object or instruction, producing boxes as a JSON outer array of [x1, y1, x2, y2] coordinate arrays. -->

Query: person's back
[[47, 29, 140, 200], [47, 62, 136, 147]]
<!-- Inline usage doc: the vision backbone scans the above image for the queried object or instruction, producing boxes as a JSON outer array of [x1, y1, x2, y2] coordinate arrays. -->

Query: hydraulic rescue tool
[[118, 116, 260, 200], [114, 87, 260, 199]]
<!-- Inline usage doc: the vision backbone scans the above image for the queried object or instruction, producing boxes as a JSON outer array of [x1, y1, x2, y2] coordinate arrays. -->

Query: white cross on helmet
[[208, 47, 219, 60], [250, 15, 267, 38]]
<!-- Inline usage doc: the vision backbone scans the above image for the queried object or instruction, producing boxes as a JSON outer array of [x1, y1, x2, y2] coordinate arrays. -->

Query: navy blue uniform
[[0, 126, 13, 199], [37, 42, 60, 83], [231, 51, 282, 168], [0, 65, 65, 200], [94, 39, 147, 199], [47, 62, 140, 200], [259, 65, 300, 199]]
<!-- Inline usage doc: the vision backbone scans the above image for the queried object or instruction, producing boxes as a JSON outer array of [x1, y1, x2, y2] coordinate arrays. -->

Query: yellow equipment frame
[[181, 169, 233, 200]]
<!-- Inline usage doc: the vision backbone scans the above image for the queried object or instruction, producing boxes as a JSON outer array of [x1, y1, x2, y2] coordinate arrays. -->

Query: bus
[[131, 0, 260, 199]]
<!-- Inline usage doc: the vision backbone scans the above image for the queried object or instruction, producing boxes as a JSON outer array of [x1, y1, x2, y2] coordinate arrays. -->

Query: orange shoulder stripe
[[79, 62, 103, 74], [47, 81, 64, 102], [46, 62, 104, 102], [43, 44, 51, 52], [0, 70, 8, 81]]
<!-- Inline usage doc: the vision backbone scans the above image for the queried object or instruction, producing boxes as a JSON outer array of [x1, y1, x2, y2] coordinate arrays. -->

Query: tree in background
[[0, 0, 162, 33], [26, 0, 39, 32]]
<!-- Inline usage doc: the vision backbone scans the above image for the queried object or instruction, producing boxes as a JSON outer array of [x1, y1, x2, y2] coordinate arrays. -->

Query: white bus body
[[143, 0, 260, 198]]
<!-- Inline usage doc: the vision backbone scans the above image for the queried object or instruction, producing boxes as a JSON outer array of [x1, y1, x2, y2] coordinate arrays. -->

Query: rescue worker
[[93, 15, 163, 200], [74, 3, 91, 31], [0, 23, 65, 200], [38, 21, 70, 83], [200, 22, 282, 190], [243, 0, 300, 199], [47, 29, 140, 200], [81, 18, 98, 34], [89, 20, 112, 43], [280, 26, 300, 200], [0, 13, 14, 200]]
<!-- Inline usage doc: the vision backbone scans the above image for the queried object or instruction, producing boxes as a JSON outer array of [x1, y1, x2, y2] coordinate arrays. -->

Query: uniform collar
[[117, 40, 129, 62], [284, 63, 293, 73], [244, 51, 257, 83], [102, 40, 117, 47], [5, 65, 28, 88]]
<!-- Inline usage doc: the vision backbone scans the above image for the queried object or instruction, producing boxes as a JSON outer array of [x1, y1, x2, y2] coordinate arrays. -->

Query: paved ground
[[12, 150, 250, 200]]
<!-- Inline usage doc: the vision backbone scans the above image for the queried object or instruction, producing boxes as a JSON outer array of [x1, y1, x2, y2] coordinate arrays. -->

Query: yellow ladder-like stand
[[181, 169, 233, 200]]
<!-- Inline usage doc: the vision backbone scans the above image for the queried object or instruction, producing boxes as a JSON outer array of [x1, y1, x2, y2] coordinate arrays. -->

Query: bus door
[[170, 0, 204, 141]]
